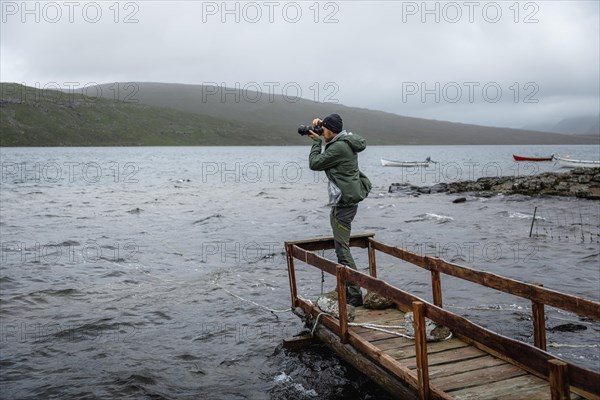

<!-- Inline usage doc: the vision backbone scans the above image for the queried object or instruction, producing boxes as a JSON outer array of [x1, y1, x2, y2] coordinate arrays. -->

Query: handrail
[[285, 236, 600, 399], [369, 238, 600, 321]]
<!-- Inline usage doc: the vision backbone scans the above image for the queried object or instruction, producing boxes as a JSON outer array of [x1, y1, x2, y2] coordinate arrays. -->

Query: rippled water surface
[[1, 145, 599, 399]]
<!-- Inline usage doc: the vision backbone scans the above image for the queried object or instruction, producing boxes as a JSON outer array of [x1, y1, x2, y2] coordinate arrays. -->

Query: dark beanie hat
[[322, 114, 343, 133]]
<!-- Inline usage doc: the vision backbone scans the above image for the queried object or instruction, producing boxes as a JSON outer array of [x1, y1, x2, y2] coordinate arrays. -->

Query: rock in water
[[363, 291, 395, 309], [316, 291, 355, 322], [404, 312, 451, 341]]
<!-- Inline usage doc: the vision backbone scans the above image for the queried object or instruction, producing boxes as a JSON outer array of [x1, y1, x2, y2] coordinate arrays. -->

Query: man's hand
[[308, 131, 322, 142], [308, 117, 323, 141]]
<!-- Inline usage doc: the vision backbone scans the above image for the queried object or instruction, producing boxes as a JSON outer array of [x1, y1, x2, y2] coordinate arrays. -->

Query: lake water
[[1, 145, 599, 399]]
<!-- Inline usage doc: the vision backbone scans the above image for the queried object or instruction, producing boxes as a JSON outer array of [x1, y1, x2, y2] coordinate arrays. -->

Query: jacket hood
[[333, 130, 366, 153]]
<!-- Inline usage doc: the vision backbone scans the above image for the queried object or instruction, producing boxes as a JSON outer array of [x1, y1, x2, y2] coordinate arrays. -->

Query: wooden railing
[[285, 234, 600, 400]]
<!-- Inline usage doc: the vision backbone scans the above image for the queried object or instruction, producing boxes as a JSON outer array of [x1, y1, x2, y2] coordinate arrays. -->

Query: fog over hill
[[1, 82, 598, 146], [96, 82, 598, 145]]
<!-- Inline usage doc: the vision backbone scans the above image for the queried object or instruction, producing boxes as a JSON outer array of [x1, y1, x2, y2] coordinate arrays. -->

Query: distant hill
[[525, 114, 600, 136], [1, 82, 597, 146], [0, 83, 285, 146]]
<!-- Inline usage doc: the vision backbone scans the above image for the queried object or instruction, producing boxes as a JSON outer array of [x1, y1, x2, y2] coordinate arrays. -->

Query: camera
[[298, 124, 323, 136]]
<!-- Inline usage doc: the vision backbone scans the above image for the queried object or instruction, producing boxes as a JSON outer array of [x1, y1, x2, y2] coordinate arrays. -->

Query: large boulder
[[316, 291, 355, 322], [404, 312, 452, 342]]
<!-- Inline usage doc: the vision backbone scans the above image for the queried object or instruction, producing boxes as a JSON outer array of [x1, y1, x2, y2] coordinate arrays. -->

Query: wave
[[405, 213, 454, 224]]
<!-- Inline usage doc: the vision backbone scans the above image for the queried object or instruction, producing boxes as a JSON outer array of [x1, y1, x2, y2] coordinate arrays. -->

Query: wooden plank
[[357, 329, 406, 342], [431, 362, 527, 392], [286, 233, 373, 251], [291, 245, 337, 275], [351, 316, 405, 334], [353, 307, 403, 322], [370, 239, 600, 321], [372, 336, 414, 351], [428, 355, 506, 379], [386, 340, 472, 360], [448, 375, 550, 400], [401, 346, 487, 369]]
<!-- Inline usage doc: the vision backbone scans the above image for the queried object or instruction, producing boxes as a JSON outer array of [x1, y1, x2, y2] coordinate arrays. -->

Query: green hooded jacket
[[309, 131, 372, 206]]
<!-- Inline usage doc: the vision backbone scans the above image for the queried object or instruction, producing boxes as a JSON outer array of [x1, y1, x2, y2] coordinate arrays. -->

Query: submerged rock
[[548, 323, 587, 332]]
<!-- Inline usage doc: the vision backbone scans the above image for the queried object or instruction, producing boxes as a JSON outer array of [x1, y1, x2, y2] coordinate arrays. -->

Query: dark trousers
[[330, 205, 362, 298]]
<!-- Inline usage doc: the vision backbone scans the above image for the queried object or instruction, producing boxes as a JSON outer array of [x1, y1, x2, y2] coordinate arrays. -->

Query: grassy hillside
[[1, 82, 597, 146], [0, 83, 288, 146]]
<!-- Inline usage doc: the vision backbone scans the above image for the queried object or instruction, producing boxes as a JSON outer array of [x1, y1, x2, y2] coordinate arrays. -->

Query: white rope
[[213, 282, 291, 315], [311, 312, 330, 336], [348, 322, 415, 339]]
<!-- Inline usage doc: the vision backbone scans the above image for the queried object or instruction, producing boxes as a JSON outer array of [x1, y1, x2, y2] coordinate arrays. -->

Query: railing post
[[286, 244, 298, 308], [431, 270, 443, 308], [336, 266, 349, 344], [368, 239, 377, 278], [413, 301, 430, 400], [549, 359, 570, 400], [532, 283, 546, 351]]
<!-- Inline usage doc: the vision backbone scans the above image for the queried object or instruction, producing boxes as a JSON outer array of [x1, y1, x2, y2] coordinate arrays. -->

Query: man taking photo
[[307, 113, 372, 306]]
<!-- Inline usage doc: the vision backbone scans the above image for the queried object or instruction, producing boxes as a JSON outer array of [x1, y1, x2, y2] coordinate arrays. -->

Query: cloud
[[1, 0, 598, 128]]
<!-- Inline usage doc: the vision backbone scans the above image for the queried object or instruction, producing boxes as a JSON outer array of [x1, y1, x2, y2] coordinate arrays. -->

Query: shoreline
[[390, 167, 600, 200]]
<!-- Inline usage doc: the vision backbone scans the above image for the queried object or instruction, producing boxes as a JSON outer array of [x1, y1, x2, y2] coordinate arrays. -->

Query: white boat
[[554, 156, 600, 168], [381, 157, 433, 167]]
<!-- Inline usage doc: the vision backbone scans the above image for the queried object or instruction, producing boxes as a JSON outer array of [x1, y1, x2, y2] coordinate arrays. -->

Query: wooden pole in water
[[529, 206, 538, 237], [532, 283, 547, 351], [286, 244, 298, 308]]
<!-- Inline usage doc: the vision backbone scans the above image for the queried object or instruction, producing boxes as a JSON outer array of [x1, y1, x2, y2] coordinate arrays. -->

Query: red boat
[[513, 154, 554, 162]]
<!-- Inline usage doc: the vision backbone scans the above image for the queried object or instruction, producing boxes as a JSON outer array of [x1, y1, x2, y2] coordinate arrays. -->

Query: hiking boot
[[347, 294, 363, 307]]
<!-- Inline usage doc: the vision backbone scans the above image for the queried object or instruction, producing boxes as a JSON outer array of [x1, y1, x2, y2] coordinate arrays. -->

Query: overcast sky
[[1, 0, 599, 128]]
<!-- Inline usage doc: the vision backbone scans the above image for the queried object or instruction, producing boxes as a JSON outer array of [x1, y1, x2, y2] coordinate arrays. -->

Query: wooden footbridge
[[285, 234, 600, 400]]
